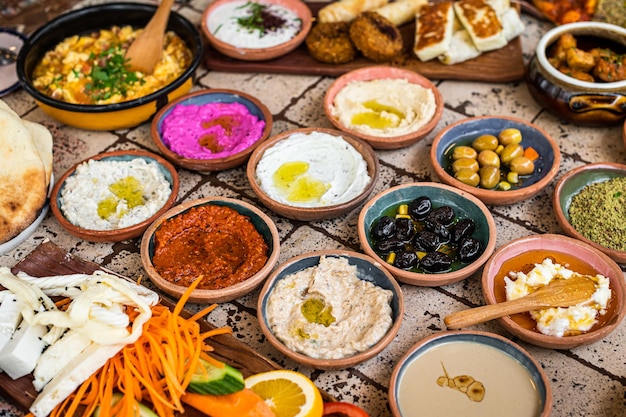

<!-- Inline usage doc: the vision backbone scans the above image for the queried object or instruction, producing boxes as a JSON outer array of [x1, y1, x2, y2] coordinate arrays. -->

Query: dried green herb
[[235, 1, 287, 36], [86, 45, 144, 102]]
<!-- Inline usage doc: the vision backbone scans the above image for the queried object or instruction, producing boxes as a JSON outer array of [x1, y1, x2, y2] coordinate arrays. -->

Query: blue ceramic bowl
[[257, 250, 404, 369], [389, 331, 552, 417], [141, 196, 280, 304], [430, 116, 561, 205], [553, 162, 626, 264], [50, 150, 179, 242], [151, 89, 273, 172], [358, 182, 497, 286]]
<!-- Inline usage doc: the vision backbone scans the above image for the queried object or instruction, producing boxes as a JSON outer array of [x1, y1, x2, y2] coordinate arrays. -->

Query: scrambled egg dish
[[32, 25, 193, 105]]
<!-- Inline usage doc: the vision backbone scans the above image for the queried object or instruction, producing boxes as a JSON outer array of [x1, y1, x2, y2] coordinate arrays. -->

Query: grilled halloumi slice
[[414, 1, 455, 62], [454, 0, 507, 52], [438, 28, 482, 65]]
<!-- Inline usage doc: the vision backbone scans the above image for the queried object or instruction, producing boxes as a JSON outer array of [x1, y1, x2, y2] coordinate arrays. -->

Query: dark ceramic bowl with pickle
[[357, 182, 497, 287]]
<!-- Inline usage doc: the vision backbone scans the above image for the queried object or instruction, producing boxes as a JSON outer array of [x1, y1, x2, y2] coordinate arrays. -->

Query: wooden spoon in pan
[[444, 275, 597, 329]]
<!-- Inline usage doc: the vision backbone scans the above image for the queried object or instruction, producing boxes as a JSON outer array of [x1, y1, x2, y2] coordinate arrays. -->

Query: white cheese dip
[[330, 78, 437, 137], [207, 0, 302, 49], [266, 256, 394, 360], [60, 158, 171, 230], [255, 131, 371, 207], [505, 258, 611, 337]]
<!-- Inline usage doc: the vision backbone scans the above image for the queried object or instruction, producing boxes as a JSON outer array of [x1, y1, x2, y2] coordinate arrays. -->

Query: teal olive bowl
[[357, 182, 497, 286], [553, 162, 626, 264], [389, 331, 552, 417], [431, 116, 561, 206]]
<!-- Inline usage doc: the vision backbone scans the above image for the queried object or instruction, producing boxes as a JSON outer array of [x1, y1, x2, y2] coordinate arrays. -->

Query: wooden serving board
[[0, 240, 333, 415], [204, 1, 526, 82]]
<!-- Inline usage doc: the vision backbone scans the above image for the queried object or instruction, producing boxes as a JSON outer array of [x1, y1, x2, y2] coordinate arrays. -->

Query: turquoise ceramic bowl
[[389, 331, 552, 417], [357, 182, 497, 286], [553, 162, 626, 264]]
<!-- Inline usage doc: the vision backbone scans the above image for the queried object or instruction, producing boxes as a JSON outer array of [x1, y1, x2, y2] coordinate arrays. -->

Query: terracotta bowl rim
[[357, 182, 497, 286], [246, 127, 380, 221], [150, 88, 273, 171], [430, 115, 562, 205], [257, 249, 404, 370], [481, 233, 626, 349], [140, 196, 280, 304], [50, 150, 180, 242]]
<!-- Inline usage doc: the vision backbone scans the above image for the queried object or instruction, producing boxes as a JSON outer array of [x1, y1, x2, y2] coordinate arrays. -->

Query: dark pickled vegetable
[[408, 196, 432, 220], [414, 230, 440, 252], [394, 250, 419, 270], [395, 217, 415, 242], [450, 219, 475, 244], [426, 206, 455, 226], [375, 237, 405, 254], [458, 237, 481, 263], [420, 251, 453, 272], [424, 219, 450, 244], [372, 216, 396, 239]]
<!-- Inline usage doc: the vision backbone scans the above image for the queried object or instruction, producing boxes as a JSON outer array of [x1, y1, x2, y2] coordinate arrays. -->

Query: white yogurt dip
[[504, 258, 611, 337], [255, 131, 371, 207], [207, 0, 302, 49], [330, 78, 437, 137], [266, 256, 393, 360], [60, 158, 171, 230]]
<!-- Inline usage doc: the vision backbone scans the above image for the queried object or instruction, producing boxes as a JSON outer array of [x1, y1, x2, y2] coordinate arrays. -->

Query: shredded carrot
[[47, 276, 232, 417], [523, 146, 540, 161]]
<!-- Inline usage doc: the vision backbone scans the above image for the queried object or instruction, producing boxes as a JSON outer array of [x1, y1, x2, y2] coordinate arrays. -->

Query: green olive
[[500, 143, 524, 165], [509, 156, 535, 175], [479, 166, 501, 189], [451, 145, 478, 160], [452, 157, 479, 173], [498, 128, 523, 145], [476, 150, 501, 168], [472, 134, 499, 152], [455, 169, 480, 187]]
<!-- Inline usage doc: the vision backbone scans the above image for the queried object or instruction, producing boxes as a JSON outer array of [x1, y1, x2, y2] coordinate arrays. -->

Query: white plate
[[0, 174, 54, 255], [0, 28, 27, 97]]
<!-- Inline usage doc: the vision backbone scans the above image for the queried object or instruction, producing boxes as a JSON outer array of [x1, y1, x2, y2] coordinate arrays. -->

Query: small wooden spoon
[[125, 0, 175, 74], [444, 275, 597, 330]]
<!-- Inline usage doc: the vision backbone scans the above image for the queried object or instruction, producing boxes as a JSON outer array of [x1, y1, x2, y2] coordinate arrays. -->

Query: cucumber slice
[[93, 393, 158, 417], [188, 358, 245, 395]]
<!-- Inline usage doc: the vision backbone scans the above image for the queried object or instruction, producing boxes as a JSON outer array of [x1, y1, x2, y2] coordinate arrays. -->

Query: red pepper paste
[[152, 204, 268, 290]]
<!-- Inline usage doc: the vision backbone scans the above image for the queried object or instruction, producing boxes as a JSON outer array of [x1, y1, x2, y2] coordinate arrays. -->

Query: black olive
[[375, 237, 405, 254], [426, 206, 455, 226], [420, 251, 453, 273], [372, 216, 396, 239], [424, 219, 450, 244], [458, 237, 482, 263], [408, 196, 432, 220], [393, 250, 418, 270], [395, 217, 415, 242], [450, 219, 475, 244], [414, 230, 440, 252]]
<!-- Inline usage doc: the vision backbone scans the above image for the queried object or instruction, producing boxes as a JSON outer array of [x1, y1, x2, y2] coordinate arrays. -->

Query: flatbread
[[0, 101, 52, 243]]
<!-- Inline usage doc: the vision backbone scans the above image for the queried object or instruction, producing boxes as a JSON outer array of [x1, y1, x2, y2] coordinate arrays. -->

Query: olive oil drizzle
[[436, 362, 486, 402]]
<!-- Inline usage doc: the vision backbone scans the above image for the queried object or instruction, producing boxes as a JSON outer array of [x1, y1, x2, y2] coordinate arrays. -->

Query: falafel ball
[[306, 22, 357, 64], [349, 11, 403, 62]]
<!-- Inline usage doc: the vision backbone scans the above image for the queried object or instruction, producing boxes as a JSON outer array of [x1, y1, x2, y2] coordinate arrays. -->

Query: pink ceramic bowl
[[324, 66, 444, 150]]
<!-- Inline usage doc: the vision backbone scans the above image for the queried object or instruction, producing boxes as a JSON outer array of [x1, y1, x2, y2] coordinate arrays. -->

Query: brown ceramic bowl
[[481, 233, 626, 349], [526, 22, 626, 127], [324, 66, 444, 150], [358, 182, 497, 287], [389, 331, 552, 417], [553, 162, 626, 264], [431, 115, 561, 206], [201, 0, 312, 61], [246, 127, 379, 221], [140, 197, 280, 304], [257, 250, 404, 370], [151, 89, 273, 172], [50, 150, 179, 242]]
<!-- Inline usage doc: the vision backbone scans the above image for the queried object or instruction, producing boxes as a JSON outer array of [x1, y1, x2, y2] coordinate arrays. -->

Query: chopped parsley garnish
[[85, 46, 144, 102], [235, 1, 287, 36]]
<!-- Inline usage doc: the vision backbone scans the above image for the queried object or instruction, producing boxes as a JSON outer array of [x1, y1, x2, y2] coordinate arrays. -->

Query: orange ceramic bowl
[[324, 66, 444, 150], [201, 0, 312, 61], [151, 89, 273, 172], [50, 150, 179, 242]]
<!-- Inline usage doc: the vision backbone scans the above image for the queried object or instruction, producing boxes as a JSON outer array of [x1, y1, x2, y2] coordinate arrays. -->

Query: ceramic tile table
[[0, 1, 625, 416]]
